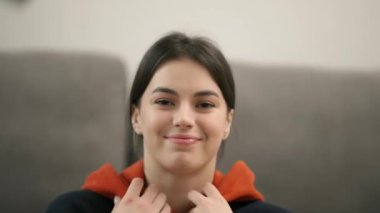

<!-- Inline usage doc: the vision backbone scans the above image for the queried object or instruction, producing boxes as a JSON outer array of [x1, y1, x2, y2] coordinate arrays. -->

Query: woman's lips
[[165, 134, 201, 145]]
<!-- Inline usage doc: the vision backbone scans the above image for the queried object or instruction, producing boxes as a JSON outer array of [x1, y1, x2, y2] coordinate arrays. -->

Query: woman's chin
[[162, 153, 200, 174]]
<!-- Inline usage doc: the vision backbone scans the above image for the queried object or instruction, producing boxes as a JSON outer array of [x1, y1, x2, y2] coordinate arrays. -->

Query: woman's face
[[132, 58, 233, 174]]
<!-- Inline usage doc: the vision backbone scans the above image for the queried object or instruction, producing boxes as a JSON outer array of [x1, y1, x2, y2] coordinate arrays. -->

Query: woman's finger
[[123, 178, 144, 202], [160, 203, 171, 213], [141, 184, 159, 202], [188, 190, 205, 206], [202, 183, 224, 200], [152, 192, 167, 210]]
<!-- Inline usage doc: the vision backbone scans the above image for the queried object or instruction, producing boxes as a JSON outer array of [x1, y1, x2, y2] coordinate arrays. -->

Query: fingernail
[[113, 196, 120, 205]]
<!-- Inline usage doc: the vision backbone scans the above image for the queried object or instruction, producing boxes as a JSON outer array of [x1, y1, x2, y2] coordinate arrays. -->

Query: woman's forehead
[[146, 59, 222, 94]]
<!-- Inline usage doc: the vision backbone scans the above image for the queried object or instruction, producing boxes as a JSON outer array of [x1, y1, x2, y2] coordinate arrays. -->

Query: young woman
[[47, 32, 290, 213]]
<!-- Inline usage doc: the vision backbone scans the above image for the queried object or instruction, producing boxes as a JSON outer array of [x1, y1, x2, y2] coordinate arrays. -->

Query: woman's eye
[[154, 99, 174, 106], [196, 102, 215, 109]]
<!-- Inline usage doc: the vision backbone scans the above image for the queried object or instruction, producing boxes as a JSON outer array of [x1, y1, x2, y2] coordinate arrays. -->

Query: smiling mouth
[[164, 135, 201, 145]]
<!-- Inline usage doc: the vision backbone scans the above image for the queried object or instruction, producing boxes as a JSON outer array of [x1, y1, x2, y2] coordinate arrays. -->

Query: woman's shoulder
[[45, 190, 113, 213], [230, 200, 291, 213]]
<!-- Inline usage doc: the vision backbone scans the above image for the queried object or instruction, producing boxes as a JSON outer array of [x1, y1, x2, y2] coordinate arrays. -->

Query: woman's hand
[[188, 183, 232, 213], [112, 178, 171, 213]]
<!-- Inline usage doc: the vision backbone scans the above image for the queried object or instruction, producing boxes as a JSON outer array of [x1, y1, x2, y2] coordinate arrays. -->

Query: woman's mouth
[[164, 134, 201, 145]]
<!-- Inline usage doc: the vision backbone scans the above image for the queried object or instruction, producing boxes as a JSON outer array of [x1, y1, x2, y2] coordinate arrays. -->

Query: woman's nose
[[173, 104, 194, 129]]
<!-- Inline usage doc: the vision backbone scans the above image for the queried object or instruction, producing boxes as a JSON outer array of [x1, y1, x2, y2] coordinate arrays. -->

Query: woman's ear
[[223, 109, 234, 140], [131, 105, 142, 135]]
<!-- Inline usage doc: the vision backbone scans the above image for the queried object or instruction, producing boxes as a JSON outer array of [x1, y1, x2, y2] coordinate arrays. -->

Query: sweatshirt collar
[[82, 160, 264, 202]]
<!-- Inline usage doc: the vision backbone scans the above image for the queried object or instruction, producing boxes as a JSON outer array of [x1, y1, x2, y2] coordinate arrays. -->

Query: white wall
[[1, 0, 379, 76]]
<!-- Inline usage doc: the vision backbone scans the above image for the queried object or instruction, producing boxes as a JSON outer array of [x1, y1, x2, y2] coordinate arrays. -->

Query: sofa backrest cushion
[[0, 51, 127, 213], [220, 63, 380, 213]]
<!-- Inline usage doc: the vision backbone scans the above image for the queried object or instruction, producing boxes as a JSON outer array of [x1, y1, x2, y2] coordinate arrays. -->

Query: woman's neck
[[143, 157, 217, 213]]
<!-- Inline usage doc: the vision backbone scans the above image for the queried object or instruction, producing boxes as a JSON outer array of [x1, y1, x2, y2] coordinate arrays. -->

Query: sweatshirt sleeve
[[230, 200, 292, 213], [45, 190, 113, 213]]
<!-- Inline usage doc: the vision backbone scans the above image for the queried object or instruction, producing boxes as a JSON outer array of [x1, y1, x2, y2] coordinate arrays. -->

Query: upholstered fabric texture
[[0, 52, 127, 213], [220, 63, 380, 213]]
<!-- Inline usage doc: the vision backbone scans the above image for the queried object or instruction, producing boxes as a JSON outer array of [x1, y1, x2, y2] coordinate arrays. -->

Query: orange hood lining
[[82, 160, 264, 202]]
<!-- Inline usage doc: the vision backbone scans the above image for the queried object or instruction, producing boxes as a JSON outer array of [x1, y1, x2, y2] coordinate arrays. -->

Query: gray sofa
[[0, 51, 379, 213], [0, 52, 127, 212], [222, 64, 380, 212]]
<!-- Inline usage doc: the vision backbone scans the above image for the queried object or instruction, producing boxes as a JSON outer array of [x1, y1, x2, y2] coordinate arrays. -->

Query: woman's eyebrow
[[194, 90, 219, 98], [151, 87, 219, 98], [151, 87, 178, 95]]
